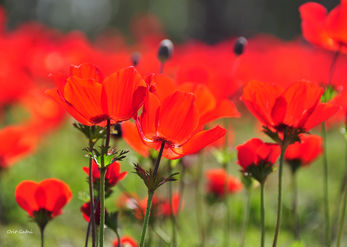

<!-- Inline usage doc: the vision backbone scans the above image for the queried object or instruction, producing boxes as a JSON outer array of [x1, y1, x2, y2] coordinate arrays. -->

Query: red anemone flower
[[299, 0, 347, 53], [83, 160, 127, 189], [113, 236, 138, 247], [15, 178, 72, 224], [285, 134, 323, 169], [236, 138, 280, 171], [46, 63, 147, 126], [236, 138, 280, 183], [242, 80, 340, 133], [205, 169, 243, 198], [136, 89, 226, 159]]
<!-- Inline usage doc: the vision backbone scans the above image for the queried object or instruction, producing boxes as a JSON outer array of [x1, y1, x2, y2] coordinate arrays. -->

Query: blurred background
[[0, 0, 340, 43]]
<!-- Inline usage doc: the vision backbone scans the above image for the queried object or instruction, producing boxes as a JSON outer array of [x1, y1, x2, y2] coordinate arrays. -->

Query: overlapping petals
[[15, 178, 72, 218], [46, 63, 147, 126], [236, 138, 280, 171], [242, 80, 340, 132], [300, 0, 347, 53]]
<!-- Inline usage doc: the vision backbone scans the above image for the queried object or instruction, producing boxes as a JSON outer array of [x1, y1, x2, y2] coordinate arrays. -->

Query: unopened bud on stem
[[234, 36, 247, 56]]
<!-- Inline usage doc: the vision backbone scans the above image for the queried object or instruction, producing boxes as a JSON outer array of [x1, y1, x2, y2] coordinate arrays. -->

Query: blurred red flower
[[46, 63, 147, 126], [205, 169, 243, 198], [159, 193, 182, 217], [236, 138, 280, 172], [136, 88, 226, 159], [113, 235, 138, 247], [242, 81, 340, 133], [83, 160, 127, 189], [300, 0, 347, 53], [15, 178, 72, 220], [0, 125, 38, 169], [285, 134, 323, 168]]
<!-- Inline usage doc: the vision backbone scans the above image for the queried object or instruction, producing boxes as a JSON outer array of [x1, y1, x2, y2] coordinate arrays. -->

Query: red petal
[[199, 99, 240, 126], [69, 63, 103, 82], [121, 121, 149, 157], [157, 91, 199, 145], [64, 77, 104, 124], [45, 88, 92, 125], [102, 66, 146, 124], [15, 181, 39, 217], [303, 102, 341, 131], [167, 125, 226, 159]]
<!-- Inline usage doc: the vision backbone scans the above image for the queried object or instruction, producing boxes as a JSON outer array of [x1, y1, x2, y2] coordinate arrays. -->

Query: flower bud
[[131, 52, 141, 67], [157, 39, 174, 62], [234, 36, 247, 56]]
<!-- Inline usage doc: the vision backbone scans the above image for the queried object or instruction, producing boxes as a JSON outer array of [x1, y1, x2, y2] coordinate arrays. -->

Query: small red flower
[[242, 81, 340, 133], [236, 138, 280, 171], [285, 134, 323, 169], [46, 63, 147, 126], [15, 178, 72, 226], [205, 169, 243, 198], [236, 138, 280, 183], [299, 0, 347, 53], [83, 160, 127, 189], [136, 89, 226, 159], [113, 236, 138, 247]]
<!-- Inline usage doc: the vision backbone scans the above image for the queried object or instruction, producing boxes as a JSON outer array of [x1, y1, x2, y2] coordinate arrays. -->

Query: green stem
[[195, 158, 206, 247], [272, 136, 287, 247], [99, 119, 111, 247], [322, 122, 331, 247], [239, 189, 251, 247], [88, 151, 96, 247], [139, 140, 165, 247], [40, 226, 44, 247], [115, 226, 121, 247], [99, 167, 106, 247], [336, 185, 347, 247], [140, 191, 154, 247], [261, 182, 265, 247], [291, 170, 300, 239], [168, 161, 177, 247], [224, 191, 231, 247]]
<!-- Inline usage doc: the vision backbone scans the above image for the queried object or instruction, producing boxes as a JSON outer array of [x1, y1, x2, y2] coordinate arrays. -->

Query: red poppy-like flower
[[121, 121, 150, 157], [159, 193, 182, 217], [236, 138, 280, 171], [15, 178, 72, 223], [46, 63, 147, 126], [0, 125, 38, 169], [83, 160, 127, 189], [81, 200, 106, 225], [205, 169, 243, 198], [136, 89, 226, 159], [236, 138, 280, 182], [285, 134, 323, 168], [299, 0, 347, 53], [242, 80, 340, 133], [113, 236, 138, 247]]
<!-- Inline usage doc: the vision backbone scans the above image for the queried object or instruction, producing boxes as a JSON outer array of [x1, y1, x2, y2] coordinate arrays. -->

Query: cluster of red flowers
[[7, 0, 347, 246]]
